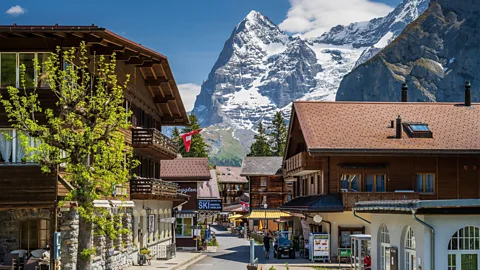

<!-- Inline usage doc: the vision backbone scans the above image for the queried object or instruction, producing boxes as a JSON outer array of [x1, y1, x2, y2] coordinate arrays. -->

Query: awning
[[228, 214, 244, 220], [279, 194, 344, 212], [245, 210, 291, 219], [176, 210, 197, 218]]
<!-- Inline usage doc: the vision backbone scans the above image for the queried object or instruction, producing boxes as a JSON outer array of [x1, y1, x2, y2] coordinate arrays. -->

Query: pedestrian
[[263, 232, 272, 259]]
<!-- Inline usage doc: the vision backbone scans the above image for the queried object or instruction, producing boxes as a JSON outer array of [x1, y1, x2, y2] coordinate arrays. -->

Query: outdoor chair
[[0, 253, 19, 270]]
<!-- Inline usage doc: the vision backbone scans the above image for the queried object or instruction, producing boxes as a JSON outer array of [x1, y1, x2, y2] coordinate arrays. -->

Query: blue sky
[[0, 0, 401, 110]]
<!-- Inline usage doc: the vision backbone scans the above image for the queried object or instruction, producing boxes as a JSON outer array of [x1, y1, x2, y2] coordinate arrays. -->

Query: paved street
[[186, 226, 311, 270]]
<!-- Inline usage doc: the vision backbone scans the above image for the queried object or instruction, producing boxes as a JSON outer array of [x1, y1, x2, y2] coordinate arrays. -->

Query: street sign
[[197, 199, 222, 211], [148, 214, 155, 233]]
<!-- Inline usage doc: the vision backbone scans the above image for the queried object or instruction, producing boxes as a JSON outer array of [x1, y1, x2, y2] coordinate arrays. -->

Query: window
[[366, 174, 386, 192], [175, 217, 193, 237], [20, 219, 50, 251], [0, 53, 50, 88], [415, 173, 435, 193], [448, 226, 480, 269], [379, 224, 391, 270], [261, 177, 267, 187], [404, 226, 416, 270], [340, 174, 361, 192], [0, 129, 40, 163], [262, 195, 267, 206]]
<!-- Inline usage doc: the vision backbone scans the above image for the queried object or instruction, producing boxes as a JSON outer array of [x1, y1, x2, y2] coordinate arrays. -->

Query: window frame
[[365, 174, 387, 192], [175, 217, 193, 238], [340, 173, 362, 192], [415, 173, 435, 194], [19, 219, 50, 251], [0, 52, 51, 88], [260, 177, 268, 187]]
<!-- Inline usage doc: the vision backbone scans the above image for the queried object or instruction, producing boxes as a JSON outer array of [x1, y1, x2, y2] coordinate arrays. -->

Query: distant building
[[217, 166, 249, 211]]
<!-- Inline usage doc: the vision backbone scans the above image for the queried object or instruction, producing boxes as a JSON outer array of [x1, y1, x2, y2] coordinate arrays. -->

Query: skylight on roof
[[410, 124, 430, 132], [404, 123, 433, 138]]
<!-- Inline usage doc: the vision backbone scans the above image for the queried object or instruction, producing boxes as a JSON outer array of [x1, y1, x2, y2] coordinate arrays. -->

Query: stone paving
[[128, 251, 205, 270]]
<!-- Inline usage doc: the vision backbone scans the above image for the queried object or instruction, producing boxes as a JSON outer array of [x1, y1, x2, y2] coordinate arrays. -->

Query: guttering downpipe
[[353, 209, 371, 224], [412, 209, 434, 270]]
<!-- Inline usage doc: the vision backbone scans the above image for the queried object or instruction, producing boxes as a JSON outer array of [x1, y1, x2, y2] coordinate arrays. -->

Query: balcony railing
[[132, 128, 178, 159], [284, 152, 322, 177], [131, 178, 178, 200], [341, 192, 420, 210]]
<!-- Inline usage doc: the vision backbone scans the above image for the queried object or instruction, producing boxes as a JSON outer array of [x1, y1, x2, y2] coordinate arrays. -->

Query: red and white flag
[[181, 129, 202, 153], [241, 201, 249, 212]]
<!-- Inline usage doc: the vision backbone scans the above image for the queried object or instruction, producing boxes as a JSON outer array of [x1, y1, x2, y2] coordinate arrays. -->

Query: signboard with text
[[197, 199, 223, 211]]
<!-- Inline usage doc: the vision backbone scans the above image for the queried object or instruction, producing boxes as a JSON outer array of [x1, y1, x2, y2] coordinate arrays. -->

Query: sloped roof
[[293, 101, 480, 154], [217, 166, 248, 183], [197, 170, 221, 199], [160, 158, 210, 180], [240, 157, 283, 176], [280, 194, 344, 212]]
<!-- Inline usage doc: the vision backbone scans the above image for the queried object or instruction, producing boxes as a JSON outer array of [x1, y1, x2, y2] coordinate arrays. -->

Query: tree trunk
[[77, 215, 93, 270]]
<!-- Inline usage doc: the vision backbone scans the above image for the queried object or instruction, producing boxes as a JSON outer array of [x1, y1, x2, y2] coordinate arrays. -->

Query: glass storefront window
[[175, 217, 193, 237]]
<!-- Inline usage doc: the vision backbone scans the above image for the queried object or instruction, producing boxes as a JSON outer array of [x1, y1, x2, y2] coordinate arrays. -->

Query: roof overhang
[[308, 148, 480, 156], [354, 199, 480, 214], [0, 25, 189, 126], [279, 194, 344, 213]]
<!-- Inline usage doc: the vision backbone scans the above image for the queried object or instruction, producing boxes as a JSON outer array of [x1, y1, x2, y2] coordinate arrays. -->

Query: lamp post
[[264, 203, 268, 231]]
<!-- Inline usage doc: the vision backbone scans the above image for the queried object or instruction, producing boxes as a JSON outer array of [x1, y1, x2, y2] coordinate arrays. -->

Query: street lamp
[[264, 203, 268, 231]]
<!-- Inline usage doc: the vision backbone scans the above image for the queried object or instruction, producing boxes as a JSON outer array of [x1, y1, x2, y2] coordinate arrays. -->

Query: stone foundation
[[0, 209, 51, 261]]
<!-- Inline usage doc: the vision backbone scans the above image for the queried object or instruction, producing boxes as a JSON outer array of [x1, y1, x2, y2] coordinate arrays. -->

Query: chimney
[[401, 83, 408, 102], [465, 81, 471, 106], [396, 115, 402, 139]]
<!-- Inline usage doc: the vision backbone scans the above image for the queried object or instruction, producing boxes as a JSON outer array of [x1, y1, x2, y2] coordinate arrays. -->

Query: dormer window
[[404, 123, 433, 138]]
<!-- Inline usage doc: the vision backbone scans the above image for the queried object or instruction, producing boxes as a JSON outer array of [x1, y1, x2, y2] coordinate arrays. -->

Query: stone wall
[[0, 208, 51, 261], [59, 209, 79, 270]]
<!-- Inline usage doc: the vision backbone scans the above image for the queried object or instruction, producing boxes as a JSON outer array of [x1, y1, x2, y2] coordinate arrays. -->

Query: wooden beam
[[52, 32, 67, 38], [125, 57, 149, 65], [71, 32, 84, 39], [116, 51, 140, 61], [145, 77, 169, 86], [90, 45, 125, 55], [32, 32, 46, 38], [162, 115, 183, 122], [153, 95, 175, 103], [11, 32, 26, 37]]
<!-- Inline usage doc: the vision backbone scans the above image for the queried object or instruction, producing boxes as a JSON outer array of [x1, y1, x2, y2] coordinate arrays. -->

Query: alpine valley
[[192, 0, 429, 166]]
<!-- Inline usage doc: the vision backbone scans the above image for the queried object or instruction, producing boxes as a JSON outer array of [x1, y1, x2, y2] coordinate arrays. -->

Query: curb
[[171, 254, 206, 270]]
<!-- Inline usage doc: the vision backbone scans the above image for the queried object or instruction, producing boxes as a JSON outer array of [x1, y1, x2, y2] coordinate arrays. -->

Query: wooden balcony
[[132, 128, 178, 159], [341, 192, 420, 210], [119, 127, 132, 145], [284, 152, 322, 177], [130, 178, 180, 200]]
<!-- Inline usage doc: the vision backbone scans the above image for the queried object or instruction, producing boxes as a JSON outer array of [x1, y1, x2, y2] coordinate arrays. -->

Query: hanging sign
[[197, 199, 223, 211], [148, 214, 155, 233]]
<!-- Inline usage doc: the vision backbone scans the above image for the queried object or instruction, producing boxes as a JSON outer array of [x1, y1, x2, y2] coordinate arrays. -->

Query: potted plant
[[206, 237, 218, 252]]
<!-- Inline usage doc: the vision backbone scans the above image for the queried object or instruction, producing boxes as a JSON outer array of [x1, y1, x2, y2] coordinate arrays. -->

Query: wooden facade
[[249, 175, 292, 209], [284, 102, 480, 210]]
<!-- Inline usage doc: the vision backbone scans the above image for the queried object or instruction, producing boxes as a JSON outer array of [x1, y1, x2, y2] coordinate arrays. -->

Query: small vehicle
[[136, 251, 152, 266], [274, 231, 296, 259]]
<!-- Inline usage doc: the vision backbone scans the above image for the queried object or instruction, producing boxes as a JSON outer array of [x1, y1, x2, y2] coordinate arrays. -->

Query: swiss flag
[[181, 129, 202, 153], [241, 201, 249, 212]]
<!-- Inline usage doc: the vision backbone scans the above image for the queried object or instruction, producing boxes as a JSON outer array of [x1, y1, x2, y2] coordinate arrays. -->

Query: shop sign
[[197, 199, 222, 211], [178, 187, 197, 194], [148, 214, 155, 233], [312, 234, 329, 257]]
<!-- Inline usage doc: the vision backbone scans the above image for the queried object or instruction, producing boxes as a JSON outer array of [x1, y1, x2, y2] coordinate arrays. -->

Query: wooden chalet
[[240, 156, 293, 230], [280, 85, 480, 266], [217, 166, 249, 209], [0, 25, 189, 269]]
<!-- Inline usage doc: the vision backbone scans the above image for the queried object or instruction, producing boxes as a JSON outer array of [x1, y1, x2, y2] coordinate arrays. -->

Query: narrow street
[[186, 226, 310, 270]]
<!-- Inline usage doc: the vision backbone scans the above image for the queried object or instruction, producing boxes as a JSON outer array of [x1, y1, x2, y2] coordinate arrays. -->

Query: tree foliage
[[248, 121, 272, 156], [0, 42, 136, 269], [175, 114, 209, 157], [270, 111, 287, 157]]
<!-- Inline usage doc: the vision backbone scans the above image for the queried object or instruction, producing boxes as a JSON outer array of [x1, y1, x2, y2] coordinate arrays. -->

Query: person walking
[[263, 232, 272, 259]]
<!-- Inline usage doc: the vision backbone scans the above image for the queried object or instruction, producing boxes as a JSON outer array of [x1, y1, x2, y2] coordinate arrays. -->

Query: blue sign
[[278, 231, 291, 247], [197, 199, 223, 211], [53, 232, 61, 260]]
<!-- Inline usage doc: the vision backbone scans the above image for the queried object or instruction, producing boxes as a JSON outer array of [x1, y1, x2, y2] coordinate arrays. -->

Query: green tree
[[248, 122, 272, 156], [179, 114, 209, 157], [0, 43, 135, 269], [270, 111, 287, 157], [172, 126, 182, 146]]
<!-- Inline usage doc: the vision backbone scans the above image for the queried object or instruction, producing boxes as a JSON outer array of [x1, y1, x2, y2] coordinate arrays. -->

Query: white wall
[[369, 213, 480, 270], [132, 200, 173, 248], [309, 212, 372, 258]]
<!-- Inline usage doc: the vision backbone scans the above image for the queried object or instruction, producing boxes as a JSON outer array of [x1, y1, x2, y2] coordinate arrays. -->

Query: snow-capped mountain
[[193, 0, 429, 165]]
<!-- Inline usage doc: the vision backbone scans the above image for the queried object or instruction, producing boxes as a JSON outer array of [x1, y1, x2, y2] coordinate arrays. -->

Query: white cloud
[[279, 0, 393, 38], [178, 83, 201, 112], [5, 5, 27, 16]]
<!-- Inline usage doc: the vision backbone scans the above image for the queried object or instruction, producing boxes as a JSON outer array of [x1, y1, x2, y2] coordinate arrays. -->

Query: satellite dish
[[313, 215, 323, 223]]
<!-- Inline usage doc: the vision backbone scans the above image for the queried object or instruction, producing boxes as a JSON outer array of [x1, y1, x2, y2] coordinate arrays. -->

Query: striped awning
[[245, 210, 291, 219]]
